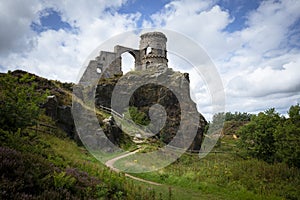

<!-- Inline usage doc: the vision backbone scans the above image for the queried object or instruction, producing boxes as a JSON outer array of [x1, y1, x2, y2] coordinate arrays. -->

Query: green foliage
[[210, 112, 225, 130], [288, 103, 300, 125], [0, 72, 48, 131], [1, 125, 163, 199], [208, 111, 253, 135], [1, 70, 299, 199], [124, 106, 150, 126], [223, 121, 247, 135], [238, 108, 281, 163], [225, 111, 253, 121], [53, 171, 76, 189], [129, 150, 300, 200], [238, 106, 300, 167], [274, 104, 300, 168]]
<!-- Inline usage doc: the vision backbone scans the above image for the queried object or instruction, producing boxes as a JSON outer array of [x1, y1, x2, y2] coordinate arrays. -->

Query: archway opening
[[121, 52, 135, 74], [96, 63, 103, 74], [96, 68, 102, 74], [146, 47, 152, 55]]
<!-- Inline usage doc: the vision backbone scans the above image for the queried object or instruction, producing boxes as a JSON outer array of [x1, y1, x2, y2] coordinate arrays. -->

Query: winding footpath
[[105, 150, 161, 186]]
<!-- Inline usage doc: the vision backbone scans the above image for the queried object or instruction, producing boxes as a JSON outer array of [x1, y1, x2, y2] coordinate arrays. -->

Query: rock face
[[44, 95, 79, 143], [95, 68, 207, 152], [102, 116, 122, 145]]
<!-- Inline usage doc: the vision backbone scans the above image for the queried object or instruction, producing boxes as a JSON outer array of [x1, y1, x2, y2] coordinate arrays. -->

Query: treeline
[[210, 105, 300, 168]]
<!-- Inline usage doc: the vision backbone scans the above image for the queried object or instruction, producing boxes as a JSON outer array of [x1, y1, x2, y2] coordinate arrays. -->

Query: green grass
[[0, 121, 166, 199], [114, 136, 300, 200], [38, 114, 299, 199], [2, 113, 299, 199]]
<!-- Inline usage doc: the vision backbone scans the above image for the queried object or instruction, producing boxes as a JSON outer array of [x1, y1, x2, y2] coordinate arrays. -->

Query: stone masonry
[[79, 32, 168, 83]]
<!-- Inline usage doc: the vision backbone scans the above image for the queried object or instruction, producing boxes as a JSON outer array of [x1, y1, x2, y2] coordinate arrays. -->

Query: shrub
[[0, 72, 47, 132]]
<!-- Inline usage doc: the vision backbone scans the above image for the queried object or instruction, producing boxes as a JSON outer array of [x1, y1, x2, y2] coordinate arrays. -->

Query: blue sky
[[30, 0, 262, 34], [31, 9, 72, 32], [0, 0, 299, 120]]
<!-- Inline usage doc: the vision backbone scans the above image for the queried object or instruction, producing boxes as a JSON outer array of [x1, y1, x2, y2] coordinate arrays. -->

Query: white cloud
[[227, 59, 300, 97], [0, 0, 299, 120], [0, 0, 41, 55], [141, 0, 300, 119], [0, 0, 141, 82], [149, 1, 234, 58], [224, 1, 300, 116]]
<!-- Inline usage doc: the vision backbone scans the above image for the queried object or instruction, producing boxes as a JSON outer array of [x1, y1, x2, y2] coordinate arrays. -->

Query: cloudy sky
[[1, 0, 299, 120]]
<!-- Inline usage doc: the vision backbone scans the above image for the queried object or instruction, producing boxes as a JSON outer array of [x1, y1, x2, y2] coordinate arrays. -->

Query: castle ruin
[[80, 32, 168, 82]]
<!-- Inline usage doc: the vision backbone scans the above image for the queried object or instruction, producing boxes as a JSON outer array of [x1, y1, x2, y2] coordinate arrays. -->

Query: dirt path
[[105, 150, 161, 186]]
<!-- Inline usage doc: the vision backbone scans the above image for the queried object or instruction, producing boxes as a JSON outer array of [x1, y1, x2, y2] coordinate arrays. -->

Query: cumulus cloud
[[0, 0, 299, 119], [0, 0, 41, 55], [142, 0, 300, 117], [228, 59, 300, 96], [0, 0, 141, 81]]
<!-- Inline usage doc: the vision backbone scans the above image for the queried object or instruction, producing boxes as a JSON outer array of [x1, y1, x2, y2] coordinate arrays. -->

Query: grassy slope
[[1, 71, 299, 199], [5, 114, 298, 199], [0, 117, 224, 199], [115, 135, 300, 200], [0, 117, 168, 199], [41, 124, 219, 199]]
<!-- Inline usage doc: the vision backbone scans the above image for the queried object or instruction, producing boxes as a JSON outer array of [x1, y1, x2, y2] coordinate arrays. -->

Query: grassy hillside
[[1, 70, 299, 199], [116, 135, 300, 199]]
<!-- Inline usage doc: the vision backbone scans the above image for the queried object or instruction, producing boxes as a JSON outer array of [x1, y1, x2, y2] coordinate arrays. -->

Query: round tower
[[138, 32, 168, 70]]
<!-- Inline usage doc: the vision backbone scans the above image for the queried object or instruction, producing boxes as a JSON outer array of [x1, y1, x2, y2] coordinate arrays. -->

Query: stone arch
[[114, 45, 140, 71], [114, 45, 137, 59]]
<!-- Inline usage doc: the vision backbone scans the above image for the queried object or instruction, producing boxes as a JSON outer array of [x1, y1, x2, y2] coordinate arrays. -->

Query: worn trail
[[105, 150, 161, 186]]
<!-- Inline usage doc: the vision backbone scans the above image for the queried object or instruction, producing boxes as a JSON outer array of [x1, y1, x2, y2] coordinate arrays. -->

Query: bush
[[0, 72, 47, 132], [0, 146, 54, 199], [238, 105, 300, 167]]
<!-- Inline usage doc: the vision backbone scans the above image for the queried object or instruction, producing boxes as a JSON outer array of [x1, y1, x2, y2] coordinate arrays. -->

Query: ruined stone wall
[[79, 60, 99, 84], [79, 50, 122, 84], [96, 51, 122, 78], [80, 31, 169, 82]]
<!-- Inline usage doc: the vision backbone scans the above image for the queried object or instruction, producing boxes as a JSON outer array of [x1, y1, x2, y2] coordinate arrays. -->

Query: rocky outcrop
[[44, 95, 79, 143], [95, 68, 207, 152], [44, 67, 207, 152], [102, 116, 122, 145]]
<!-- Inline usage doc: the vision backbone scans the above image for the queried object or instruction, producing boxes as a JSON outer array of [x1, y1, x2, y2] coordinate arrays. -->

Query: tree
[[0, 72, 47, 132], [274, 105, 300, 168], [238, 108, 282, 163], [225, 112, 253, 122], [288, 103, 300, 125]]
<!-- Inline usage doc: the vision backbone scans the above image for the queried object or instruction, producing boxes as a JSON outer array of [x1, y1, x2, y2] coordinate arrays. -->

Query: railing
[[28, 122, 57, 134], [98, 105, 123, 118], [97, 105, 154, 138]]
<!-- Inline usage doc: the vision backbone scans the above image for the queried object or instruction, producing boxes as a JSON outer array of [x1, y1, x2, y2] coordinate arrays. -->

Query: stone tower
[[80, 31, 169, 84], [137, 32, 168, 70]]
